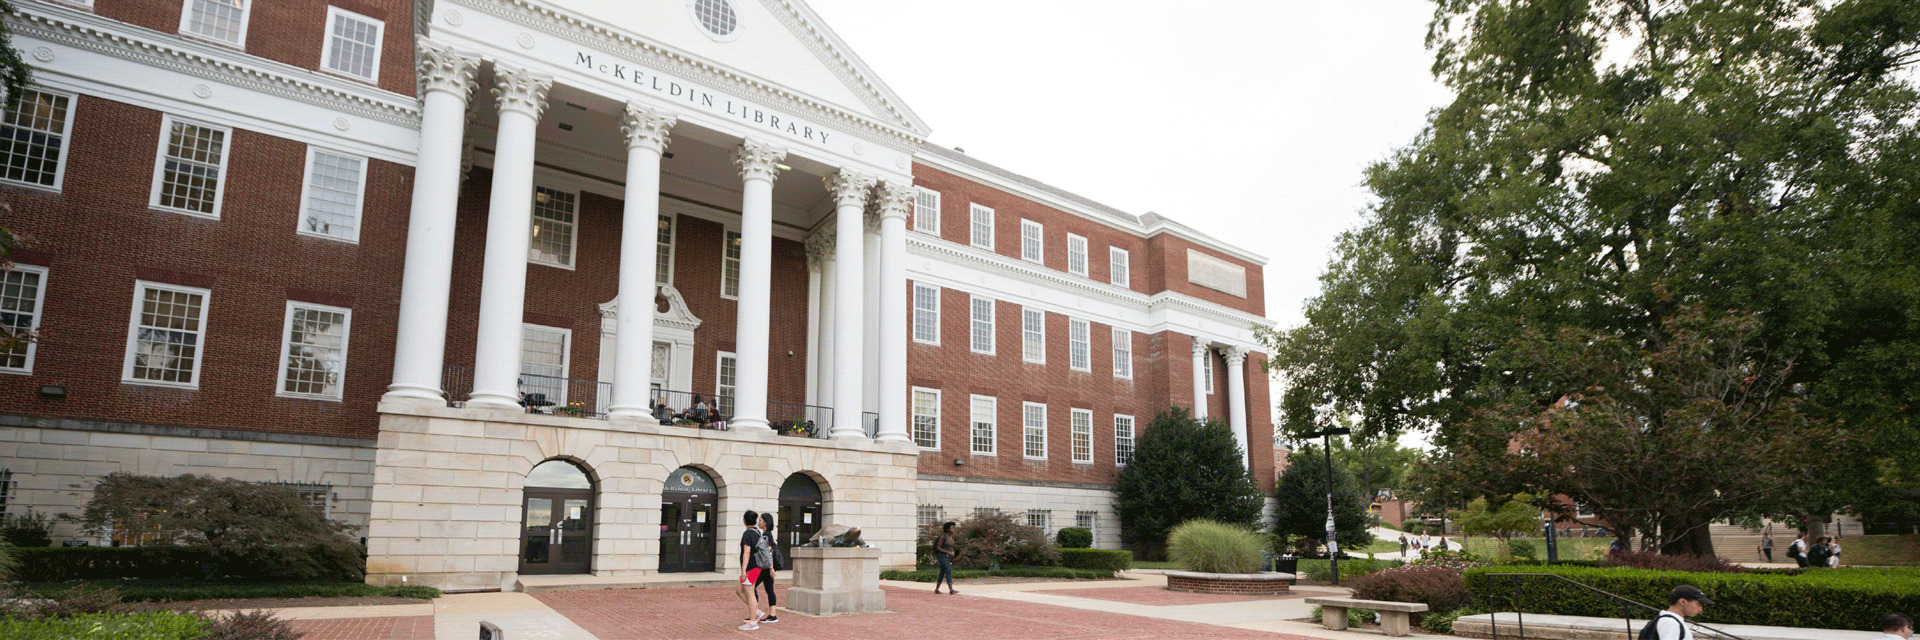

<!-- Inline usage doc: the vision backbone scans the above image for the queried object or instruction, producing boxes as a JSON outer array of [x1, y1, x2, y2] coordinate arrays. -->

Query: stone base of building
[[1163, 570, 1292, 595], [785, 547, 886, 616]]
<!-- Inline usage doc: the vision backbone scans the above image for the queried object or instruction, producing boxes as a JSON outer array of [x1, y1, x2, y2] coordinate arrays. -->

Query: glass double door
[[520, 490, 592, 575], [774, 499, 821, 571], [659, 492, 716, 573]]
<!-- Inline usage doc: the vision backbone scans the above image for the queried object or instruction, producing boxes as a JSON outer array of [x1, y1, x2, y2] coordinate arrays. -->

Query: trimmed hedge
[[13, 545, 362, 582], [1465, 566, 1920, 631], [0, 612, 208, 640], [1296, 557, 1402, 581], [1059, 548, 1132, 572], [883, 566, 1114, 581], [21, 581, 441, 603], [1056, 527, 1093, 549]]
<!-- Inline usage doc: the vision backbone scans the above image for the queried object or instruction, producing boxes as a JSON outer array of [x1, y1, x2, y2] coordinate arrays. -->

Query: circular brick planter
[[1163, 570, 1293, 595]]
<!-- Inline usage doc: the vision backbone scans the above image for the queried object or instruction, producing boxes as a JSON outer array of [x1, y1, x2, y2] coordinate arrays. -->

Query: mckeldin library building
[[0, 0, 1277, 592]]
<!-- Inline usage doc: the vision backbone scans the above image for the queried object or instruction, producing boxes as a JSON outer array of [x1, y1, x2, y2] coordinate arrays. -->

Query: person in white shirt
[[1645, 585, 1712, 640], [1787, 532, 1810, 567], [1872, 612, 1912, 640]]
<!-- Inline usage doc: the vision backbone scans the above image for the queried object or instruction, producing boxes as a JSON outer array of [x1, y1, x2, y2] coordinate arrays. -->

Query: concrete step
[[1455, 612, 1878, 640]]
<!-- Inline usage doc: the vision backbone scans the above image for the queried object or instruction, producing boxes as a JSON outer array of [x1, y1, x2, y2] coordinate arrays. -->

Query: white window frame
[[0, 264, 49, 374], [969, 394, 996, 455], [716, 350, 738, 417], [275, 301, 352, 401], [969, 296, 995, 355], [0, 89, 77, 192], [1115, 414, 1135, 466], [1027, 509, 1050, 532], [1023, 401, 1048, 460], [519, 324, 571, 406], [1021, 307, 1045, 364], [721, 228, 742, 299], [1204, 351, 1214, 394], [1110, 247, 1130, 288], [178, 0, 251, 48], [295, 146, 368, 243], [914, 187, 941, 236], [1068, 318, 1090, 372], [319, 6, 384, 83], [1076, 510, 1098, 542], [121, 280, 211, 389], [1070, 408, 1093, 463], [917, 504, 944, 527], [656, 214, 675, 286], [969, 203, 994, 250], [911, 386, 941, 450], [1067, 234, 1088, 276], [149, 115, 232, 219], [528, 186, 579, 269], [912, 282, 940, 345], [1019, 219, 1043, 263], [1112, 327, 1132, 380]]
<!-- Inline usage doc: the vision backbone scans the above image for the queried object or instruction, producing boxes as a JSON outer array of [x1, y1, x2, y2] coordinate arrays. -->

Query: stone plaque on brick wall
[[1187, 249, 1246, 298]]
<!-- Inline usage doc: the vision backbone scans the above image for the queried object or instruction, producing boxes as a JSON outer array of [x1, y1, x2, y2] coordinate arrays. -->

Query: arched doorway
[[659, 466, 718, 573], [520, 459, 594, 575], [775, 474, 824, 571]]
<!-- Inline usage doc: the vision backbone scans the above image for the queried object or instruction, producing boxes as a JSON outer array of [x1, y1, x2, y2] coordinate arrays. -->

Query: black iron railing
[[1482, 573, 1747, 640], [443, 367, 842, 439], [767, 400, 831, 439], [863, 412, 879, 439], [438, 366, 613, 418]]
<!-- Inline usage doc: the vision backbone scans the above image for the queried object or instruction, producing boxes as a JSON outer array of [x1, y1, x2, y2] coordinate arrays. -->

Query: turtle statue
[[805, 524, 865, 547]]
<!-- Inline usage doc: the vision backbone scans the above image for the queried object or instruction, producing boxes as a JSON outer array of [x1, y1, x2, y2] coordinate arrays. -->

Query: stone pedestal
[[785, 547, 886, 616]]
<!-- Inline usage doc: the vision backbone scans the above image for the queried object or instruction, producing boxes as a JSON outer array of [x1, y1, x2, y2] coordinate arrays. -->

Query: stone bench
[[1452, 612, 1885, 640], [1304, 596, 1430, 637]]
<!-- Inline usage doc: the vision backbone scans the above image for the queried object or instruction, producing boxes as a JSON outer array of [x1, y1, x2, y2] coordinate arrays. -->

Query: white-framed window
[[150, 115, 231, 218], [1204, 350, 1214, 394], [1068, 318, 1090, 371], [320, 7, 383, 82], [276, 301, 351, 400], [912, 283, 940, 344], [0, 89, 76, 190], [1110, 247, 1130, 287], [969, 203, 994, 250], [914, 187, 940, 235], [277, 482, 336, 520], [1115, 414, 1135, 465], [1020, 219, 1043, 263], [1112, 328, 1132, 379], [1027, 509, 1049, 532], [1076, 510, 1097, 542], [912, 387, 941, 450], [297, 147, 366, 243], [1023, 401, 1047, 459], [721, 229, 742, 299], [917, 504, 944, 527], [973, 506, 998, 518], [656, 214, 674, 286], [969, 395, 996, 455], [716, 351, 737, 417], [122, 281, 210, 388], [529, 186, 578, 268], [0, 265, 49, 374], [1070, 408, 1092, 463], [180, 0, 249, 47], [1067, 234, 1088, 276], [519, 324, 570, 406], [1021, 307, 1044, 364], [969, 296, 994, 354]]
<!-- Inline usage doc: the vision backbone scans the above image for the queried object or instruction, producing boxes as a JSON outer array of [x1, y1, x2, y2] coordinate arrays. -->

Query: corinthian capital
[[1221, 345, 1249, 367], [874, 179, 914, 222], [621, 102, 678, 154], [416, 38, 479, 100], [490, 62, 554, 120], [824, 169, 875, 209], [805, 232, 834, 271], [733, 138, 788, 184], [1192, 338, 1211, 359]]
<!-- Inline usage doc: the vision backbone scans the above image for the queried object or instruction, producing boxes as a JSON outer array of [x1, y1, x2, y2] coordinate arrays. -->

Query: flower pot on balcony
[[785, 546, 886, 616]]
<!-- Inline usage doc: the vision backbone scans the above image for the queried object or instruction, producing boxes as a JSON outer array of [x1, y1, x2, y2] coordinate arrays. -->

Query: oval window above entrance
[[664, 466, 717, 494], [528, 460, 593, 489]]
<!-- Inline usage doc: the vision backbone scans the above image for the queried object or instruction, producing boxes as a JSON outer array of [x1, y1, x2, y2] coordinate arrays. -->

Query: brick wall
[[96, 0, 417, 97], [1165, 572, 1290, 595]]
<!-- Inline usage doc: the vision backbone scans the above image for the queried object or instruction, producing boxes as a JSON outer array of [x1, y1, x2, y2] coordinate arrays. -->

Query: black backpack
[[1785, 541, 1803, 559], [1639, 613, 1681, 640]]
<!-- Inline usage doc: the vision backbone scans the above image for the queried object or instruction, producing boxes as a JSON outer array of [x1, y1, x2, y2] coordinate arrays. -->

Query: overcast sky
[[807, 1, 1457, 447]]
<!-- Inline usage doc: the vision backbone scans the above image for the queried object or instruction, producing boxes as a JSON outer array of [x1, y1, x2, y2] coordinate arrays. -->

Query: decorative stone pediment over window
[[598, 283, 702, 333]]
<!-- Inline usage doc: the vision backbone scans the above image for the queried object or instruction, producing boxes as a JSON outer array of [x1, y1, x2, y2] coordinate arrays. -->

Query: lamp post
[[1304, 427, 1351, 584]]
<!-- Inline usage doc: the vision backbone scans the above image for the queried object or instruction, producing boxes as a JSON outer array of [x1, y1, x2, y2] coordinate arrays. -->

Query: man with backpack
[[1641, 585, 1712, 640], [1786, 532, 1809, 567]]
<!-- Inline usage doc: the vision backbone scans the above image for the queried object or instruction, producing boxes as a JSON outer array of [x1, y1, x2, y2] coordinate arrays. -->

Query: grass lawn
[[1131, 560, 1183, 570], [1452, 536, 1614, 561]]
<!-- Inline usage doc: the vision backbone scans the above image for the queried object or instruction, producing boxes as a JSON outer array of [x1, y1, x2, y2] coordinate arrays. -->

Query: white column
[[606, 103, 677, 418], [1191, 338, 1210, 420], [1223, 345, 1251, 461], [802, 233, 828, 406], [386, 39, 478, 404], [729, 138, 788, 431], [465, 63, 554, 408], [825, 170, 875, 438], [816, 236, 837, 409], [874, 180, 913, 443]]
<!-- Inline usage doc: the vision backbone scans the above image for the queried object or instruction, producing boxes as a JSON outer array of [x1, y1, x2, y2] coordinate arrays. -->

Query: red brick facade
[[97, 0, 418, 97]]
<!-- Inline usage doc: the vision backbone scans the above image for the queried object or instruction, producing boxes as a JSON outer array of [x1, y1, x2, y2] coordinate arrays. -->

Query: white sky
[[807, 1, 1458, 449]]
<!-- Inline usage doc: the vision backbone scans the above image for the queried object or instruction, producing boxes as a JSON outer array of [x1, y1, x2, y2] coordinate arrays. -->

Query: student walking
[[1759, 535, 1773, 562], [736, 511, 767, 631], [1787, 532, 1809, 567], [753, 512, 781, 623], [1398, 533, 1409, 555], [1829, 537, 1843, 567], [933, 521, 959, 594], [1642, 585, 1713, 640]]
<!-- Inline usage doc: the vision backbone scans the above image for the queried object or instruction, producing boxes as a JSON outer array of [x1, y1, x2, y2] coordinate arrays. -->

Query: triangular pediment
[[540, 0, 928, 136]]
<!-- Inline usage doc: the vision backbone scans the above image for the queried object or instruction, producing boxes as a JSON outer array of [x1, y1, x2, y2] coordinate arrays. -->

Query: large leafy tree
[[1113, 407, 1264, 547], [75, 473, 363, 579], [1273, 444, 1375, 553], [1263, 0, 1920, 543]]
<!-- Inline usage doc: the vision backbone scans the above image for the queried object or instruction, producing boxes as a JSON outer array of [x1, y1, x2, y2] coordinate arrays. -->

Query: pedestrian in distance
[[933, 521, 959, 594], [736, 510, 767, 631], [747, 512, 780, 624], [1808, 536, 1834, 569], [1759, 534, 1773, 563], [1829, 537, 1843, 567], [1398, 533, 1409, 555], [1641, 585, 1712, 640], [1873, 612, 1913, 640], [1787, 531, 1809, 567]]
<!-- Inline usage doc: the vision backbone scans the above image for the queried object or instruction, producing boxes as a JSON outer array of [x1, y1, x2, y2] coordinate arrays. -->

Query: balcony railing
[[440, 366, 612, 418], [438, 366, 840, 440]]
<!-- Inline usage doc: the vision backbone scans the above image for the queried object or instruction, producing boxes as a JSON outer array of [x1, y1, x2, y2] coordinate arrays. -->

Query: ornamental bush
[[1602, 550, 1747, 573], [1168, 519, 1266, 574], [1113, 407, 1263, 546], [12, 545, 363, 582], [72, 473, 362, 580], [1348, 565, 1471, 614], [1056, 527, 1093, 549], [1465, 566, 1920, 631], [1058, 548, 1132, 572], [918, 510, 1059, 569]]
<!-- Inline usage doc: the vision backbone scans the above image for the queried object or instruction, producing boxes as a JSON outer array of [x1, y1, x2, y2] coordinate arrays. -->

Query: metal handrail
[[862, 411, 879, 439], [1483, 573, 1747, 640], [766, 400, 831, 439]]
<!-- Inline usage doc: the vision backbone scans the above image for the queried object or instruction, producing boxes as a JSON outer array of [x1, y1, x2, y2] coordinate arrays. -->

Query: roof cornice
[[762, 0, 929, 135]]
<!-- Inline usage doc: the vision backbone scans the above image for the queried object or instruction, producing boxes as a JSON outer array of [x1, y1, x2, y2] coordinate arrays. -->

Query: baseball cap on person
[[1669, 585, 1714, 605]]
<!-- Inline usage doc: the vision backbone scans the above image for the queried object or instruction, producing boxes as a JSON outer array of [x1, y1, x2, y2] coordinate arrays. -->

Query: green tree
[[1273, 444, 1375, 553], [1113, 407, 1264, 547], [74, 473, 363, 579], [1451, 494, 1540, 543], [0, 1, 33, 108], [1331, 436, 1420, 500], [1262, 0, 1920, 542]]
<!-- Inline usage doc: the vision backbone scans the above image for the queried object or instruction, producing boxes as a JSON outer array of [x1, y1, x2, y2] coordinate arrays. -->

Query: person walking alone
[[933, 521, 958, 595], [1642, 585, 1713, 640], [1787, 532, 1809, 567], [1759, 534, 1774, 563]]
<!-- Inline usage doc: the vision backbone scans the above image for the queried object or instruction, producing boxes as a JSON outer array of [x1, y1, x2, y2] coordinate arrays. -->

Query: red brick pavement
[[285, 615, 435, 639], [535, 585, 1324, 639], [1027, 586, 1344, 606]]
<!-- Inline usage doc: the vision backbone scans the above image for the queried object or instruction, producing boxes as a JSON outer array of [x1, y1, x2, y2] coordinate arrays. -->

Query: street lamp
[[1304, 427, 1352, 584]]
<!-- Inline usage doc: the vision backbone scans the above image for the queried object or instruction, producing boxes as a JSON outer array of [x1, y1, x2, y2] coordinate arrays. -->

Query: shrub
[[72, 473, 362, 580], [880, 566, 1112, 581], [1114, 407, 1263, 546], [1297, 557, 1403, 581], [1168, 519, 1266, 574], [1408, 548, 1489, 571], [1, 509, 53, 547], [1309, 605, 1377, 628], [13, 545, 363, 582], [0, 612, 208, 640], [1603, 550, 1747, 573], [198, 609, 304, 640], [0, 541, 14, 582], [1059, 548, 1132, 572], [1349, 565, 1471, 613], [1508, 539, 1539, 561], [0, 583, 130, 619], [1056, 527, 1093, 549], [1464, 565, 1920, 631], [1421, 607, 1483, 634], [919, 511, 1058, 568]]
